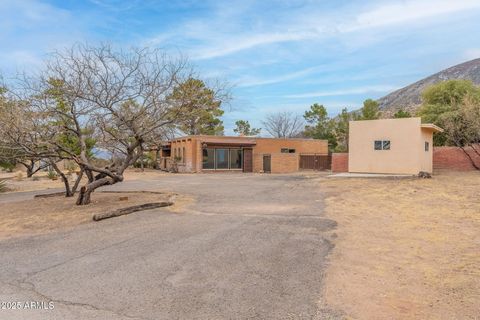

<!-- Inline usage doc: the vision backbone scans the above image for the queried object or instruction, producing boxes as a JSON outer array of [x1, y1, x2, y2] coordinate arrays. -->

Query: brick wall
[[271, 153, 298, 173], [331, 153, 348, 172], [433, 145, 480, 171], [253, 153, 299, 173]]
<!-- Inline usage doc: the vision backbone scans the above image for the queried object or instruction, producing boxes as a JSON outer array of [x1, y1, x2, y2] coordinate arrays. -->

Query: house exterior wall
[[420, 128, 434, 173], [169, 138, 195, 173], [270, 153, 299, 173], [348, 118, 434, 174], [253, 138, 328, 154], [252, 138, 328, 173], [163, 135, 328, 173]]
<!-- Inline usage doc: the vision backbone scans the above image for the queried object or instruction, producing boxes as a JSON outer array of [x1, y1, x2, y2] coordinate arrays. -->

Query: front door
[[263, 154, 271, 173], [243, 148, 253, 172]]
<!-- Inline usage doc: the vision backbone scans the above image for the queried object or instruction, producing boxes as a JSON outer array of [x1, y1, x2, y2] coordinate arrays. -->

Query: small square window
[[374, 141, 382, 150], [382, 140, 391, 150], [281, 148, 289, 153], [425, 142, 429, 152], [288, 149, 296, 153]]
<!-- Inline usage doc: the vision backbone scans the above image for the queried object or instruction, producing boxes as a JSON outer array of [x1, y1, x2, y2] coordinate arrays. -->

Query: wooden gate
[[243, 148, 253, 172], [299, 154, 331, 170], [263, 154, 271, 173]]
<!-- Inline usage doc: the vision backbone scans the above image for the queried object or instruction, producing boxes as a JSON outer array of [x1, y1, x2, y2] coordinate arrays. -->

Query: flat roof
[[169, 135, 319, 143], [421, 123, 444, 133]]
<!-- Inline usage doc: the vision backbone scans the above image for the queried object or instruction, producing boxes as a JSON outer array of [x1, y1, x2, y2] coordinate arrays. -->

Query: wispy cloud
[[146, 0, 480, 60], [346, 0, 480, 31], [235, 66, 324, 87], [192, 31, 318, 60], [283, 85, 399, 99]]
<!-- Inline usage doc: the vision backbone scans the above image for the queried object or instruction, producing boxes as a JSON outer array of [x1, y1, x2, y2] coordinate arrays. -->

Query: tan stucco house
[[158, 135, 329, 173], [348, 118, 443, 174]]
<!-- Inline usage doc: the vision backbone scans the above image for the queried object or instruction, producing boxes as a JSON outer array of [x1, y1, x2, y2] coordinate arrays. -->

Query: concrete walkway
[[328, 172, 415, 179]]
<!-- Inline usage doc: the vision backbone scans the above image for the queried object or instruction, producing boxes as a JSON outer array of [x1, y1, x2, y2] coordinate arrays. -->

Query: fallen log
[[34, 192, 68, 198], [92, 201, 174, 221]]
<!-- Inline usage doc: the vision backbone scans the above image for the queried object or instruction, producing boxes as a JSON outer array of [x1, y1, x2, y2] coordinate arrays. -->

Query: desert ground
[[0, 169, 478, 319], [321, 170, 480, 320]]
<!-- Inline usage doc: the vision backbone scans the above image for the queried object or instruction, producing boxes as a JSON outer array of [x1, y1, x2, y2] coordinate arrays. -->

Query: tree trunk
[[76, 176, 116, 205], [50, 162, 73, 197], [461, 146, 480, 170], [26, 165, 34, 178], [20, 160, 35, 178], [71, 169, 84, 194], [85, 168, 94, 183], [22, 160, 49, 178]]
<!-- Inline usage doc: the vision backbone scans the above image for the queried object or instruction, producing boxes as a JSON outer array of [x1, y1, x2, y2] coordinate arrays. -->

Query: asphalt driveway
[[0, 173, 339, 320]]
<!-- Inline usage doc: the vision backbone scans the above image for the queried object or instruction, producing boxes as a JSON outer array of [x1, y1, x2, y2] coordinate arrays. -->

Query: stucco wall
[[348, 118, 433, 174], [420, 128, 434, 172], [170, 138, 195, 172]]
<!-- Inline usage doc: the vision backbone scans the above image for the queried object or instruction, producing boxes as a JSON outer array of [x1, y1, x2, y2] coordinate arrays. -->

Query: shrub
[[0, 161, 15, 172], [65, 161, 78, 174], [47, 170, 58, 180]]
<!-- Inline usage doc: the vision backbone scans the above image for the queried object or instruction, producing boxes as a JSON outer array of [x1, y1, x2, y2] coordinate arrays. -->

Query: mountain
[[377, 58, 480, 116]]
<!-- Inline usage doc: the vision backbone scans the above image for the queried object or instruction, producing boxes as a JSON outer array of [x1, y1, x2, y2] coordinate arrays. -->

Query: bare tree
[[0, 92, 82, 197], [261, 111, 304, 138], [18, 44, 193, 205], [0, 90, 84, 196]]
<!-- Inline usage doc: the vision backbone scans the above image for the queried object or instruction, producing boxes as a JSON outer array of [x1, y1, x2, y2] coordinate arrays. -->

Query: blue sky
[[1, 0, 480, 135]]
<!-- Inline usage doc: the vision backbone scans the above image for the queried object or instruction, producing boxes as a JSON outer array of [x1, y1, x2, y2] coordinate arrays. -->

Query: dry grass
[[0, 191, 174, 240], [319, 171, 480, 320]]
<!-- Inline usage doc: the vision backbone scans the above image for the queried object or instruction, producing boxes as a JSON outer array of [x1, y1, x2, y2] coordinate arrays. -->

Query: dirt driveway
[[0, 173, 338, 320]]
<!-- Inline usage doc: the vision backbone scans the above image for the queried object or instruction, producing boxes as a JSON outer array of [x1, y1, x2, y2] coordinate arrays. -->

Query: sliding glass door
[[202, 148, 215, 169], [202, 148, 243, 170], [215, 149, 229, 169]]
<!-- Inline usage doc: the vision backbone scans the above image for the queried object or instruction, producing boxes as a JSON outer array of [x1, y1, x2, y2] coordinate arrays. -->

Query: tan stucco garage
[[348, 118, 443, 175]]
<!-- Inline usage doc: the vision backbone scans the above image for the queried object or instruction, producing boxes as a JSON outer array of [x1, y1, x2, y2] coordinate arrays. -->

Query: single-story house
[[348, 117, 443, 175], [159, 135, 329, 173]]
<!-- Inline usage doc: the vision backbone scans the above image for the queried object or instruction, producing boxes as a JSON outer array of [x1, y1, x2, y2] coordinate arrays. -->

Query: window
[[183, 147, 186, 163], [382, 140, 390, 150], [374, 140, 391, 150], [230, 149, 242, 169], [202, 148, 245, 170], [215, 149, 229, 169], [202, 148, 215, 169], [425, 142, 429, 152], [281, 148, 296, 153]]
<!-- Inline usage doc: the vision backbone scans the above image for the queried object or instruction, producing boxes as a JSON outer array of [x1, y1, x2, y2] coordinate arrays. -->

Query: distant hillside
[[377, 58, 480, 116]]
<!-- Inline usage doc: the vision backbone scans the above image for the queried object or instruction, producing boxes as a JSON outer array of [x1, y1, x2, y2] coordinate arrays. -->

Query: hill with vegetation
[[377, 58, 480, 116]]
